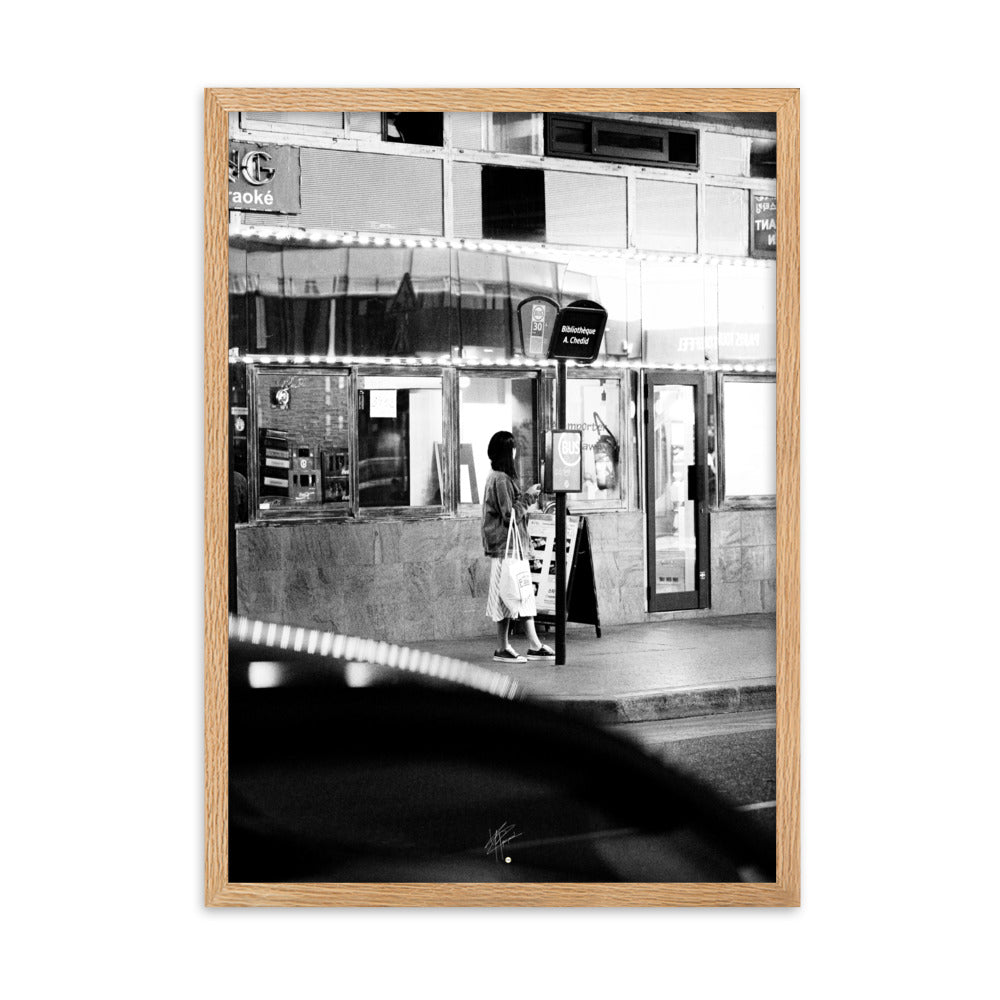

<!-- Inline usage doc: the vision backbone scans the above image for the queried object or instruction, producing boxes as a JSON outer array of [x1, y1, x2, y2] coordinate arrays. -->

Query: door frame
[[643, 371, 712, 612]]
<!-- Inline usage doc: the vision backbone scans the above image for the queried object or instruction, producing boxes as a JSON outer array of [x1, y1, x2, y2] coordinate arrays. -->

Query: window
[[720, 377, 776, 502], [490, 113, 540, 155], [248, 368, 446, 520], [481, 165, 545, 242], [382, 113, 443, 147], [546, 114, 698, 170], [357, 374, 444, 509], [750, 138, 777, 179], [457, 374, 538, 507], [559, 376, 626, 505], [252, 368, 354, 519]]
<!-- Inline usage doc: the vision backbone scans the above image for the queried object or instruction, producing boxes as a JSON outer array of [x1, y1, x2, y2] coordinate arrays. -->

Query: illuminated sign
[[544, 430, 583, 493], [547, 300, 608, 363], [516, 296, 559, 357], [228, 143, 301, 214], [750, 193, 776, 258]]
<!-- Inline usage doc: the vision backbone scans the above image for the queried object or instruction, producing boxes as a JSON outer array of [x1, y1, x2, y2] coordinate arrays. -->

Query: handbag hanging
[[498, 511, 537, 618]]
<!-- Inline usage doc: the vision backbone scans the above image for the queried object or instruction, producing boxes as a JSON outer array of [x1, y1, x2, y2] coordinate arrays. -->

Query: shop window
[[458, 374, 538, 507], [750, 138, 777, 179], [357, 374, 444, 509], [560, 376, 625, 505], [252, 369, 354, 519], [720, 377, 775, 502], [383, 113, 443, 147], [481, 166, 545, 242]]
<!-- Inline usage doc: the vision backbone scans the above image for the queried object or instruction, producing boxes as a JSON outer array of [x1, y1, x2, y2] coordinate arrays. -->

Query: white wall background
[[3, 4, 997, 999]]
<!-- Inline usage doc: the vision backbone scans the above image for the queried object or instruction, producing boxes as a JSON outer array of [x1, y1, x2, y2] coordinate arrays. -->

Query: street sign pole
[[555, 358, 567, 665], [535, 297, 607, 668]]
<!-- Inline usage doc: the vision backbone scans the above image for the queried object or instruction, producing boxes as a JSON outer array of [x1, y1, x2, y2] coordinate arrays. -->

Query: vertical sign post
[[545, 300, 608, 665], [555, 363, 568, 664]]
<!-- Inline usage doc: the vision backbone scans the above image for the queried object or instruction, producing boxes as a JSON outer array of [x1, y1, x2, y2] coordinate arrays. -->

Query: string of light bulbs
[[232, 351, 776, 376], [228, 222, 776, 269]]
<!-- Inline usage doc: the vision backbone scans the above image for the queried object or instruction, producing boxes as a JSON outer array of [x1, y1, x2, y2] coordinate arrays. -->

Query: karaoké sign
[[228, 142, 301, 214]]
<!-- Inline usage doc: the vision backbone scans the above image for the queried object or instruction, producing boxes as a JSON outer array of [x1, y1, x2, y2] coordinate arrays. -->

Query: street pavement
[[613, 710, 777, 836], [405, 612, 777, 724]]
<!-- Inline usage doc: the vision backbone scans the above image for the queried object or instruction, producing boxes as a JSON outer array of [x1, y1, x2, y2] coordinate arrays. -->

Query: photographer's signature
[[484, 822, 522, 862]]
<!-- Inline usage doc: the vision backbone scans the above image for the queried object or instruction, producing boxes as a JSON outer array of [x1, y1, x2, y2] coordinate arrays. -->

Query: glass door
[[644, 373, 710, 611]]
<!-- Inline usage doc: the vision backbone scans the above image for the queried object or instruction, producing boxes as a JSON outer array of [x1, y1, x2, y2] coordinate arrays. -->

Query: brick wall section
[[709, 508, 777, 614]]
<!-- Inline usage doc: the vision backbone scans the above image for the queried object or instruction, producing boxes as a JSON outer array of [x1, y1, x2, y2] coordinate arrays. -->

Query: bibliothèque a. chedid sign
[[547, 300, 608, 363]]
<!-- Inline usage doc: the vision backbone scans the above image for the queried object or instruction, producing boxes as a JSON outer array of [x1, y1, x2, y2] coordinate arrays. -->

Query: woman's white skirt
[[487, 557, 515, 622]]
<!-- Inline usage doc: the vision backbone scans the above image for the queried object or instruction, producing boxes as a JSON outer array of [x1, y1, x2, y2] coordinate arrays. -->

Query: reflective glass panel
[[651, 384, 696, 594], [357, 375, 444, 508], [562, 378, 624, 502], [458, 375, 537, 505]]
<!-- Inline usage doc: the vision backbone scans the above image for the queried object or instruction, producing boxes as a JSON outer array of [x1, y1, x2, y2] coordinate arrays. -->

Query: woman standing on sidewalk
[[481, 430, 555, 663]]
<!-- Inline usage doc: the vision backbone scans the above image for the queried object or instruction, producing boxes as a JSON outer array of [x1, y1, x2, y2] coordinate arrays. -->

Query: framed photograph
[[205, 88, 799, 906]]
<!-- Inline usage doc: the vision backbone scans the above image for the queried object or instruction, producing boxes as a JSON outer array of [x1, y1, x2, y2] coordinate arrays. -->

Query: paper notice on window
[[369, 390, 397, 418]]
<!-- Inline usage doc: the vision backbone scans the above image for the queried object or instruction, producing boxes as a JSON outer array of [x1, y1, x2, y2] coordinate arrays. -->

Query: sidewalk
[[406, 613, 777, 724]]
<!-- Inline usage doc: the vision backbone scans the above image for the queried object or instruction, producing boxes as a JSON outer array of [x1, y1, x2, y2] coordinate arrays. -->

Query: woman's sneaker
[[493, 649, 527, 663], [527, 645, 556, 659]]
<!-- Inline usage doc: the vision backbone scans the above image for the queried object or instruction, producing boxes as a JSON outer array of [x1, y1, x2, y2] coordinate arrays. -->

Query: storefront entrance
[[644, 373, 711, 611]]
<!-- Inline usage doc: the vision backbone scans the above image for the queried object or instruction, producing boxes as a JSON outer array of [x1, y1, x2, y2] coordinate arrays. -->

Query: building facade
[[227, 111, 777, 641]]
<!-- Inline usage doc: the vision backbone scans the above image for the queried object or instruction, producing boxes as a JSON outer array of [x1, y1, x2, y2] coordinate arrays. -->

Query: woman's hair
[[487, 430, 518, 480]]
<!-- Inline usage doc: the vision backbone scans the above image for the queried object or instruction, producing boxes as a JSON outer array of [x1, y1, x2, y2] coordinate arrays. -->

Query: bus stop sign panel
[[544, 430, 583, 493], [547, 300, 608, 363]]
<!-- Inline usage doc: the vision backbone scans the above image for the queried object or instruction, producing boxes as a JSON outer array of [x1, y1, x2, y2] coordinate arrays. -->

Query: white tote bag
[[498, 512, 536, 617]]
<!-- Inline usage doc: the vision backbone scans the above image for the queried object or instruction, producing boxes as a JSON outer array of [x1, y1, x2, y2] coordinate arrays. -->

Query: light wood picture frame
[[205, 88, 799, 907]]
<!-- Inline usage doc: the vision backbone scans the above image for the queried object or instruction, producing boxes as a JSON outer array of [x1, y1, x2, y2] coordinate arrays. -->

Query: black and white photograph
[[9, 4, 1000, 994], [218, 98, 792, 899]]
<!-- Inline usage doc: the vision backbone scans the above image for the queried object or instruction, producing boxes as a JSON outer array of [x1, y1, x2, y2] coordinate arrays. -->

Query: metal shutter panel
[[242, 111, 345, 130], [452, 161, 483, 239], [635, 180, 698, 253], [703, 186, 748, 256], [702, 132, 747, 176], [450, 113, 485, 150], [244, 149, 443, 236], [545, 171, 626, 248], [349, 112, 382, 135]]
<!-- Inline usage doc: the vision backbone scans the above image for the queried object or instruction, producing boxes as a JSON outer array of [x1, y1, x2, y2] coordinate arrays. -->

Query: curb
[[539, 681, 776, 725]]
